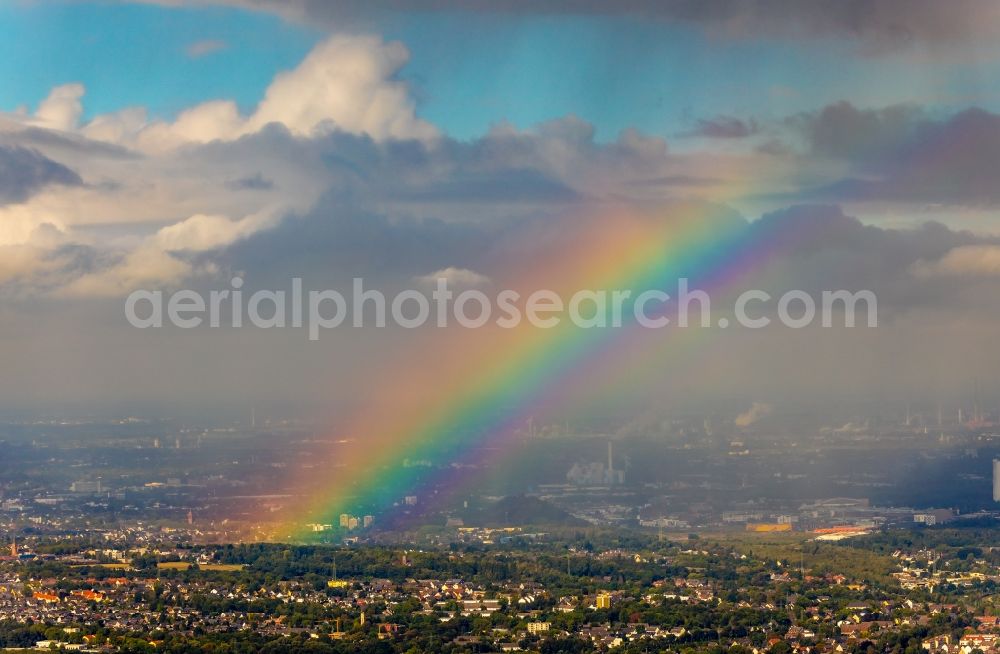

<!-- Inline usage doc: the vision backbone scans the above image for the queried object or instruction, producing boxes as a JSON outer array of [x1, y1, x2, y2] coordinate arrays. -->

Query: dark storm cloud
[[189, 0, 1000, 53], [387, 168, 579, 203], [744, 205, 989, 309], [225, 172, 275, 191], [686, 116, 758, 139], [792, 101, 923, 160], [178, 116, 1000, 307], [0, 126, 138, 160], [625, 175, 719, 188], [195, 116, 666, 214], [217, 194, 996, 323], [801, 106, 1000, 205], [0, 145, 82, 204], [220, 198, 502, 286]]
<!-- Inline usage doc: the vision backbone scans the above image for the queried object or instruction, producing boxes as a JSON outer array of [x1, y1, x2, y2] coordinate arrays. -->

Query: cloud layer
[[151, 0, 1000, 54], [1, 21, 999, 411]]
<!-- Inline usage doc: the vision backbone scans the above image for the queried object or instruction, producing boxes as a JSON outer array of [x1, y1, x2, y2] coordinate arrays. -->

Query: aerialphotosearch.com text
[[124, 277, 878, 340]]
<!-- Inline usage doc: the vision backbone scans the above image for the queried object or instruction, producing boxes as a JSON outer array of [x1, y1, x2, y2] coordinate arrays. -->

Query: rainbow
[[267, 200, 812, 539]]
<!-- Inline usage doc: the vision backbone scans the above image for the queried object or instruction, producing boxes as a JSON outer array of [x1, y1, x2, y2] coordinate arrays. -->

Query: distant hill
[[464, 495, 588, 527]]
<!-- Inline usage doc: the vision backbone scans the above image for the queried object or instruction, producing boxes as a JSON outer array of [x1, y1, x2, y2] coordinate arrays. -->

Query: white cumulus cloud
[[80, 34, 437, 151], [33, 84, 85, 132]]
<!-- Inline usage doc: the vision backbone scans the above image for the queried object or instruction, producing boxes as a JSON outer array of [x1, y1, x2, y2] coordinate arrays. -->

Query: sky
[[1, 2, 999, 140], [1, 0, 1000, 420]]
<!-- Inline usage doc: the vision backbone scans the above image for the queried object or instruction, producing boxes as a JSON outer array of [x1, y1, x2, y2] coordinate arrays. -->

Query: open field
[[156, 562, 245, 571]]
